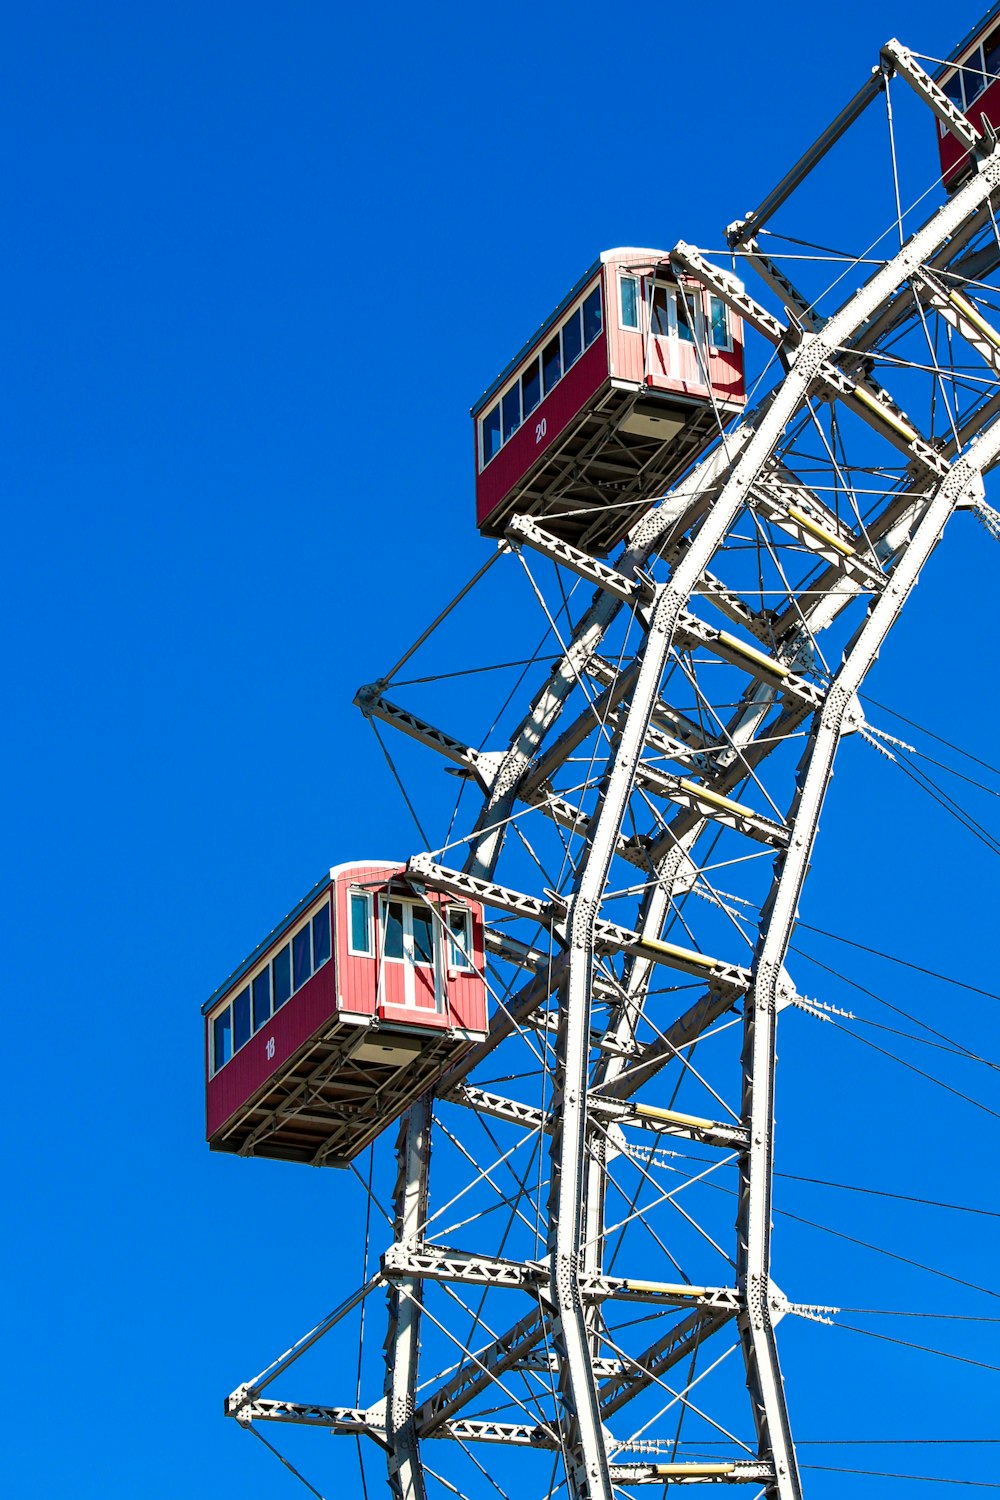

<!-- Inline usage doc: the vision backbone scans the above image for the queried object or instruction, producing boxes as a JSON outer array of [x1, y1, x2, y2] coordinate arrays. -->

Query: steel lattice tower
[[224, 33, 1000, 1500]]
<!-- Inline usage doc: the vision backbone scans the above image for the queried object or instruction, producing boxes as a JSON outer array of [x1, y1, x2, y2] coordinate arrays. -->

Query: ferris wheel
[[209, 19, 1000, 1500]]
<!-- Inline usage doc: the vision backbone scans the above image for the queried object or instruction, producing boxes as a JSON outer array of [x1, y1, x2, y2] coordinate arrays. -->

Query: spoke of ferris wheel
[[412, 1298, 741, 1446], [395, 1280, 565, 1437], [659, 658, 790, 824], [802, 398, 882, 567], [596, 1305, 736, 1422], [414, 1305, 551, 1432], [421, 1117, 542, 1240], [433, 1282, 560, 1425], [592, 1135, 738, 1267], [515, 504, 875, 804], [677, 240, 980, 479], [742, 511, 831, 676], [446, 972, 749, 1128], [463, 435, 760, 883], [597, 1325, 751, 1456]]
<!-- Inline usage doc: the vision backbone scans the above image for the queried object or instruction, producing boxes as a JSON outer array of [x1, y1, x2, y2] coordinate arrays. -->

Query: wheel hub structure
[[224, 35, 1000, 1500]]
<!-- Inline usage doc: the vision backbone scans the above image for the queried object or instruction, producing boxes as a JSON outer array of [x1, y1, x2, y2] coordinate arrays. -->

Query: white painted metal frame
[[223, 31, 1000, 1500]]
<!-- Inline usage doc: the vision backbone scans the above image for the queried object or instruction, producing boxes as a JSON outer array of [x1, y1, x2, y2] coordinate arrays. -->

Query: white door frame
[[380, 896, 442, 1010]]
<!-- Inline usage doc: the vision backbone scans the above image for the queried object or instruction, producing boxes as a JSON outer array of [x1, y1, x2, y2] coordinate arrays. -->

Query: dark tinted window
[[350, 892, 371, 954], [293, 925, 312, 990], [710, 296, 730, 349], [522, 357, 541, 417], [502, 383, 520, 442], [676, 291, 695, 342], [412, 907, 434, 966], [583, 286, 602, 346], [986, 34, 1000, 78], [965, 45, 987, 103], [233, 986, 251, 1051], [273, 944, 292, 1009], [562, 308, 583, 369], [542, 335, 561, 394], [651, 287, 670, 337], [213, 1008, 232, 1071], [620, 276, 638, 329], [313, 904, 331, 968], [482, 404, 501, 465], [943, 71, 964, 108], [384, 900, 404, 960], [253, 969, 271, 1031], [448, 908, 472, 969]]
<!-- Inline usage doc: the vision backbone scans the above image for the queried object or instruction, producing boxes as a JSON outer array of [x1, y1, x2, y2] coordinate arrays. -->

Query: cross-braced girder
[[225, 29, 1000, 1500]]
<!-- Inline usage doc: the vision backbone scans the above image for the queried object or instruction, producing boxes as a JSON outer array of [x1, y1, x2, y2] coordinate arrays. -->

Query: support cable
[[831, 1319, 1000, 1374], [861, 693, 1000, 777], [642, 1155, 1000, 1302], [839, 1309, 1000, 1323], [693, 1438, 1000, 1446], [800, 1463, 1000, 1486], [884, 744, 1000, 857], [643, 1147, 1000, 1235], [775, 1206, 1000, 1301], [369, 719, 432, 849], [864, 731, 1000, 798], [803, 918, 1000, 1002], [354, 1143, 375, 1500], [791, 945, 999, 1059], [394, 657, 554, 687], [241, 1422, 328, 1500], [381, 550, 502, 685], [821, 1009, 1000, 1121], [779, 1174, 1000, 1220]]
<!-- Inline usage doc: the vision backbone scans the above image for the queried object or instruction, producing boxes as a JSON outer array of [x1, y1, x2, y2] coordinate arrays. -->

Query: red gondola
[[203, 862, 487, 1167], [935, 6, 1000, 189], [472, 247, 746, 555]]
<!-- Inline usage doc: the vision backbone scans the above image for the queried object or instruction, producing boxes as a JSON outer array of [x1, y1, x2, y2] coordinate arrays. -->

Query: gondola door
[[647, 279, 709, 392], [670, 284, 708, 391], [379, 896, 442, 1012]]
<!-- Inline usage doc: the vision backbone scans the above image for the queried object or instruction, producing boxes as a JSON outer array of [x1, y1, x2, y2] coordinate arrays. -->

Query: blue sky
[[5, 2, 1000, 1496]]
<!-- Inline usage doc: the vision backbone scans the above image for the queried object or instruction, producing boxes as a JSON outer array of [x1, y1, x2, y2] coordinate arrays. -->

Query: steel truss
[[226, 35, 1000, 1500]]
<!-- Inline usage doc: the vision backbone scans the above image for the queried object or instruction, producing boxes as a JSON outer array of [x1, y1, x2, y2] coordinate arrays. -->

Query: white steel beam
[[736, 426, 998, 1498], [881, 38, 983, 153], [415, 1305, 549, 1435], [463, 432, 758, 881], [609, 1461, 774, 1485], [727, 71, 885, 246], [597, 1305, 736, 1420], [543, 142, 1000, 1500], [384, 1101, 432, 1500]]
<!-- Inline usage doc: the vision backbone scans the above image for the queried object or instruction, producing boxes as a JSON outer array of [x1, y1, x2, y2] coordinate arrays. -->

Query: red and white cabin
[[936, 6, 1000, 190], [472, 247, 746, 555], [203, 862, 487, 1167]]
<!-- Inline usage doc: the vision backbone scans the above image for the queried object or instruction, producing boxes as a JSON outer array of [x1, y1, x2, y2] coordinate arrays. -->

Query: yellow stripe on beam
[[851, 385, 918, 444], [678, 777, 756, 818], [949, 289, 1000, 350], [717, 630, 789, 679], [786, 503, 856, 558], [623, 1280, 710, 1298], [637, 936, 720, 971], [652, 1464, 737, 1477], [634, 1103, 718, 1130]]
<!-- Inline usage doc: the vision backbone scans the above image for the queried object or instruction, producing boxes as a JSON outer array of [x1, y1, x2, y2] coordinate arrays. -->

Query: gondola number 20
[[535, 417, 547, 444]]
